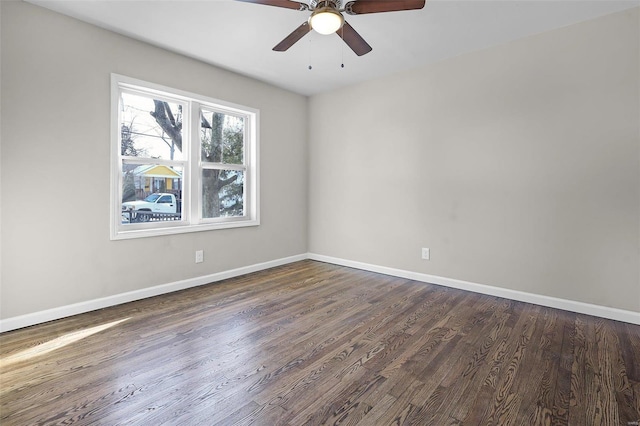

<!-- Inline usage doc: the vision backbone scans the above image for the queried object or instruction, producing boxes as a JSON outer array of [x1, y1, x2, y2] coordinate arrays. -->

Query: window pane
[[202, 169, 244, 218], [121, 162, 183, 224], [200, 110, 244, 165], [120, 92, 184, 161]]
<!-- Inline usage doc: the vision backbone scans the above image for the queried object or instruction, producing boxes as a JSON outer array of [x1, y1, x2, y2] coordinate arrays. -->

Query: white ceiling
[[27, 0, 639, 96]]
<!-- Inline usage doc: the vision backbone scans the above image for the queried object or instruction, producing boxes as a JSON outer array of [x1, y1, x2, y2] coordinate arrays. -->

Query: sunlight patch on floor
[[0, 318, 130, 370]]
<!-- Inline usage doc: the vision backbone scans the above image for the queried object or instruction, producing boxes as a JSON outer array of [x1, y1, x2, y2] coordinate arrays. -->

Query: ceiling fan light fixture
[[309, 7, 344, 35]]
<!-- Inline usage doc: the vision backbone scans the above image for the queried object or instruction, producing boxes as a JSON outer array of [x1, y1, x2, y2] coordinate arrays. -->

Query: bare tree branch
[[201, 113, 212, 129], [216, 174, 238, 189], [150, 100, 182, 152]]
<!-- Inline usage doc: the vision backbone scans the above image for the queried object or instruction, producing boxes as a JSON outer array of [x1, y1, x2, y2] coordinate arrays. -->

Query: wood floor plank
[[1, 260, 639, 425], [416, 298, 516, 424], [460, 301, 537, 424], [549, 313, 576, 424]]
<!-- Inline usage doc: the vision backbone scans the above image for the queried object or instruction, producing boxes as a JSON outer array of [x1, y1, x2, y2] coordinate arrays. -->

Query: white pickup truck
[[122, 193, 180, 222]]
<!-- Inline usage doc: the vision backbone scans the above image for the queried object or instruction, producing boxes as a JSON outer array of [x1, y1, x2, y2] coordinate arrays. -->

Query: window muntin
[[111, 74, 259, 239]]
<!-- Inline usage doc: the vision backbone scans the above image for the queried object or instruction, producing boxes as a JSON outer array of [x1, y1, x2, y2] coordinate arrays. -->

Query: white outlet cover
[[422, 248, 430, 260]]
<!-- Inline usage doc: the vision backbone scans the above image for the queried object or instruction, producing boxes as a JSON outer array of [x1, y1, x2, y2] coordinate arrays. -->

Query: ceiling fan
[[237, 0, 426, 56]]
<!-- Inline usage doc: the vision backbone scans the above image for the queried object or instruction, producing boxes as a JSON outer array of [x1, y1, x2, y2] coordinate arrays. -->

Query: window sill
[[111, 219, 260, 240]]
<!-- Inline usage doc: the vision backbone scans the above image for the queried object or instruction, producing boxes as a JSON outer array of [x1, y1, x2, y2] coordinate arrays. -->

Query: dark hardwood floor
[[1, 260, 639, 425]]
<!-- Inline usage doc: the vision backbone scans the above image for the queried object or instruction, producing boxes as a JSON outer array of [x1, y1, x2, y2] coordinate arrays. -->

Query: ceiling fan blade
[[336, 21, 372, 56], [273, 22, 312, 51], [344, 0, 425, 15], [236, 0, 308, 11]]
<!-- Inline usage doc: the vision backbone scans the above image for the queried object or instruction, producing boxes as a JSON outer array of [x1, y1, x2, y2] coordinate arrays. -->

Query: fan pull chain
[[341, 26, 345, 68], [308, 34, 313, 70]]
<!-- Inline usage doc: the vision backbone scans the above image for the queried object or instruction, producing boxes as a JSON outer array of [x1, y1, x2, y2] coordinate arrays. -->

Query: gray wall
[[0, 1, 308, 319], [308, 8, 640, 312]]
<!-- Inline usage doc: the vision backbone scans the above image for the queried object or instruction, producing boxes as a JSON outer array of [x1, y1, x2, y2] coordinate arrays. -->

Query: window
[[111, 74, 259, 240]]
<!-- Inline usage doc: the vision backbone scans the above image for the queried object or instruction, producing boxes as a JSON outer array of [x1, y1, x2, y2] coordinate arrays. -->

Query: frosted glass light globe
[[310, 9, 344, 35]]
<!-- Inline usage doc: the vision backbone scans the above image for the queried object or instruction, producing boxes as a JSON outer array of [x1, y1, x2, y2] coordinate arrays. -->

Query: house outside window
[[111, 74, 259, 240]]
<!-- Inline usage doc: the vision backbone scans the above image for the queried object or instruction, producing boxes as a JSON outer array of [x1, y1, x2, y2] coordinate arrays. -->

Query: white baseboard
[[3, 252, 638, 332], [0, 254, 307, 333], [308, 253, 640, 325]]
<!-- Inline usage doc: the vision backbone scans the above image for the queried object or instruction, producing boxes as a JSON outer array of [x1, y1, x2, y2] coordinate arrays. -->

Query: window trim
[[110, 74, 259, 240]]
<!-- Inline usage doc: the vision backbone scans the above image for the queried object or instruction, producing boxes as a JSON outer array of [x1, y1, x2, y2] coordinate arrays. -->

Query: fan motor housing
[[311, 0, 342, 10]]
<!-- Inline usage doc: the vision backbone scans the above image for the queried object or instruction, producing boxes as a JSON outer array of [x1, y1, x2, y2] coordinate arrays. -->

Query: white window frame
[[110, 74, 259, 240]]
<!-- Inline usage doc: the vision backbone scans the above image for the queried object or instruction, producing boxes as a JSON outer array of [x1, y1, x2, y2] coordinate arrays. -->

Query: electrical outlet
[[195, 250, 204, 264], [421, 248, 430, 260]]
